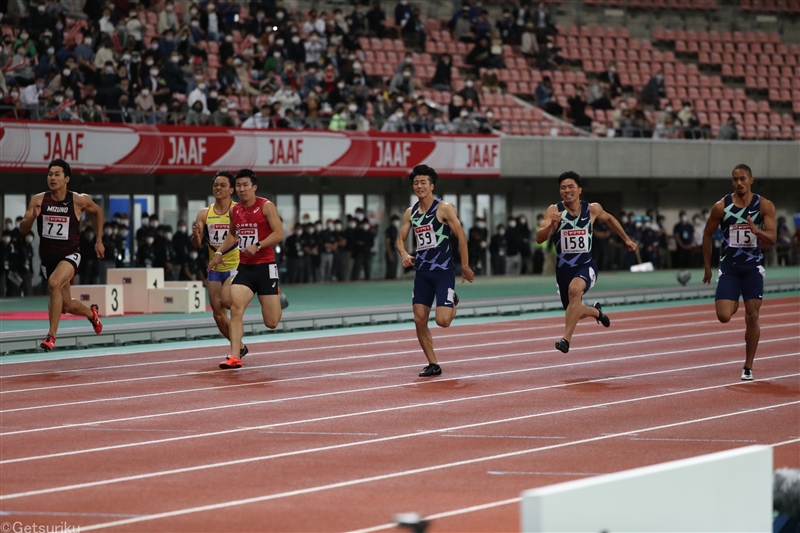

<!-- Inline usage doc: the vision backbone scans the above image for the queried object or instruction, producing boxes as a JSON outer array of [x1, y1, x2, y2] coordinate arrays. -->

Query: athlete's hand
[[32, 202, 42, 219], [625, 239, 638, 252], [192, 222, 203, 237], [95, 241, 105, 259], [401, 253, 414, 268], [461, 265, 475, 284], [702, 266, 712, 285], [549, 211, 561, 234], [242, 244, 258, 257], [208, 254, 223, 272], [746, 216, 758, 232]]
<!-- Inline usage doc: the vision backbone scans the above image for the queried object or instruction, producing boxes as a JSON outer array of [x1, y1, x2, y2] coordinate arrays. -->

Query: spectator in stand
[[631, 107, 653, 138], [395, 0, 412, 27], [430, 54, 453, 92], [598, 62, 622, 99], [520, 22, 539, 65], [126, 9, 145, 47], [452, 108, 478, 133], [673, 210, 694, 269], [272, 84, 302, 115], [80, 96, 104, 122], [653, 108, 679, 139], [415, 105, 436, 132], [586, 76, 612, 110], [201, 2, 223, 42], [372, 93, 392, 130], [159, 1, 179, 34], [302, 89, 324, 129], [479, 108, 502, 132], [367, 1, 387, 38], [458, 78, 480, 108], [496, 9, 519, 45], [135, 87, 156, 123], [304, 33, 326, 66], [210, 100, 236, 126], [401, 7, 426, 52], [350, 218, 374, 281], [481, 67, 501, 94], [8, 45, 35, 87], [35, 45, 59, 80], [12, 30, 37, 59], [489, 223, 507, 275], [241, 104, 271, 129], [466, 37, 503, 70], [143, 64, 171, 107], [248, 8, 271, 37], [612, 101, 628, 130], [678, 101, 702, 139], [717, 116, 739, 140], [286, 33, 307, 66], [453, 7, 473, 43], [389, 65, 415, 96], [186, 99, 206, 125], [160, 51, 187, 95], [535, 76, 562, 116], [567, 86, 591, 129], [640, 72, 665, 110], [381, 106, 408, 132], [532, 3, 557, 43], [217, 55, 242, 93]]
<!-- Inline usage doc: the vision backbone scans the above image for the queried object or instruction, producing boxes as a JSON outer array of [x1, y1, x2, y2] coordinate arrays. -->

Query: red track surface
[[1, 298, 798, 532]]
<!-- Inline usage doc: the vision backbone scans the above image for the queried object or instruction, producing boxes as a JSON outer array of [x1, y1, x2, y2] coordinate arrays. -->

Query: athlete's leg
[[221, 275, 234, 310], [435, 305, 456, 328], [715, 299, 739, 323], [207, 280, 231, 340], [257, 293, 282, 330], [228, 284, 255, 357], [413, 304, 437, 364], [743, 298, 761, 370], [562, 277, 599, 342], [46, 262, 85, 337]]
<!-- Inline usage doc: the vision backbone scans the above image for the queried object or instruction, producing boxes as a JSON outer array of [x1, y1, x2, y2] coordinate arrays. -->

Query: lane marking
[[3, 302, 797, 378], [2, 318, 796, 397], [2, 372, 797, 499], [73, 400, 800, 532], [487, 471, 602, 475], [2, 329, 797, 426]]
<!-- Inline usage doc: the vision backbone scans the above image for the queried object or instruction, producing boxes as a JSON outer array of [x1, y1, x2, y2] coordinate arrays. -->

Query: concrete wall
[[501, 137, 800, 180]]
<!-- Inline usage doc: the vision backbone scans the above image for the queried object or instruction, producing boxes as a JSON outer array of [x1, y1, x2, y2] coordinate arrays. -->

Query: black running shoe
[[555, 338, 570, 353], [593, 302, 610, 327], [741, 367, 753, 381], [240, 344, 249, 358], [280, 293, 289, 309], [419, 364, 442, 377]]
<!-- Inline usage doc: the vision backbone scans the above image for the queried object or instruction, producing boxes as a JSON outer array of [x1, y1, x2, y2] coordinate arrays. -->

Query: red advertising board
[[0, 121, 501, 177]]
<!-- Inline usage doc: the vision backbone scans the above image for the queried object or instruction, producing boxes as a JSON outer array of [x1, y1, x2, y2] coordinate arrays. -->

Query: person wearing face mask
[[536, 171, 637, 354], [397, 165, 474, 377], [350, 219, 374, 281], [151, 224, 176, 280], [18, 230, 35, 296], [136, 233, 157, 267], [200, 2, 223, 42], [430, 53, 453, 92], [285, 32, 307, 66], [672, 209, 695, 269], [533, 214, 548, 274], [126, 10, 145, 43], [160, 52, 187, 94], [383, 215, 401, 279], [467, 217, 488, 276], [591, 213, 613, 271], [73, 35, 97, 81], [78, 225, 100, 285], [452, 108, 478, 134], [489, 224, 508, 276], [158, 1, 179, 34], [316, 219, 336, 282], [188, 78, 209, 114], [0, 230, 17, 297], [94, 37, 116, 72], [19, 159, 106, 349], [598, 62, 621, 98], [503, 216, 522, 275], [516, 215, 534, 274], [389, 66, 415, 97]]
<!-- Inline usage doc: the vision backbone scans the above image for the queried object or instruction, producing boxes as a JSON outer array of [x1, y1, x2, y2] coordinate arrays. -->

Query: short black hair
[[732, 163, 752, 178], [213, 171, 234, 188], [48, 159, 71, 178], [558, 171, 582, 187], [235, 168, 257, 185], [409, 165, 438, 186]]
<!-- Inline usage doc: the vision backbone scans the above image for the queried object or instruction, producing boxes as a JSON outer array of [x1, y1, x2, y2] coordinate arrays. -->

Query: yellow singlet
[[205, 202, 239, 272]]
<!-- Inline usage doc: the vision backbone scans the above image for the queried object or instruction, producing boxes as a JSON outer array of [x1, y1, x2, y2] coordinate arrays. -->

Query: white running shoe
[[741, 367, 753, 381]]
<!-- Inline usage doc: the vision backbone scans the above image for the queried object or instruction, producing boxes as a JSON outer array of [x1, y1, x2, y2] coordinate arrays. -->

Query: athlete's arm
[[19, 193, 44, 235], [76, 193, 105, 259], [260, 201, 284, 249], [439, 202, 474, 283], [190, 208, 208, 249], [701, 200, 724, 284], [535, 204, 559, 244], [396, 207, 414, 268], [751, 197, 777, 247], [592, 203, 637, 252]]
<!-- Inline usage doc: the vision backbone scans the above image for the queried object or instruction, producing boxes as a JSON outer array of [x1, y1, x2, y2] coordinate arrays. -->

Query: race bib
[[208, 223, 229, 247], [42, 215, 69, 240], [729, 224, 756, 248], [560, 228, 589, 253], [238, 227, 259, 250], [414, 224, 436, 251]]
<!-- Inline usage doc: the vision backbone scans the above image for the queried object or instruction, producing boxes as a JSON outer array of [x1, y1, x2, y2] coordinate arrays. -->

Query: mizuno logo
[[46, 206, 69, 213]]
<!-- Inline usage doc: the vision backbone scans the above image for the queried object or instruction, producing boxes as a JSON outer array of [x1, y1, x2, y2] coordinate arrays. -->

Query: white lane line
[[3, 317, 797, 396], [72, 400, 800, 532], [4, 302, 796, 379], [442, 435, 567, 440], [341, 435, 800, 533], [486, 471, 601, 475], [628, 437, 758, 443], [1, 370, 797, 498], [1, 334, 796, 440]]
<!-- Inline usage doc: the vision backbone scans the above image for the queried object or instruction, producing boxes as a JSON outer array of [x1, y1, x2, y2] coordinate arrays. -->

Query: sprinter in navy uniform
[[702, 164, 776, 381], [397, 165, 474, 377], [536, 171, 637, 354]]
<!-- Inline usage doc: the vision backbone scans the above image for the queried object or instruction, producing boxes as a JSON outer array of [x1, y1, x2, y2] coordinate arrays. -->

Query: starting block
[[72, 284, 124, 317], [107, 268, 164, 313], [148, 287, 207, 314]]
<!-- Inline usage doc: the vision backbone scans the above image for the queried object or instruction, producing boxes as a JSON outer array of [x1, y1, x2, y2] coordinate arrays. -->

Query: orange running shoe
[[219, 355, 242, 369], [89, 304, 103, 334], [40, 335, 56, 351]]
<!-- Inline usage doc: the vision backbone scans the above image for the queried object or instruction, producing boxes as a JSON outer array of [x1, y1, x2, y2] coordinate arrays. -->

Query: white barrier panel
[[164, 281, 204, 289], [148, 287, 206, 314], [72, 284, 124, 317], [520, 445, 772, 532], [107, 268, 164, 314]]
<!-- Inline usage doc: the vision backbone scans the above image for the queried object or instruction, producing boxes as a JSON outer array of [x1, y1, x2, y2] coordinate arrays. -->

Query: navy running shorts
[[715, 264, 764, 302], [208, 268, 237, 284], [555, 260, 597, 310], [232, 263, 280, 296], [412, 269, 456, 308]]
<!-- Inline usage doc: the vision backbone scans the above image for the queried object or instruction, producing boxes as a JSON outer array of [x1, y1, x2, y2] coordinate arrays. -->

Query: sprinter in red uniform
[[208, 169, 285, 369], [19, 159, 105, 351]]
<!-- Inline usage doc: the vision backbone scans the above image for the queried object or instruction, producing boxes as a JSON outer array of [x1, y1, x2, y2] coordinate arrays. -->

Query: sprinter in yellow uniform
[[191, 171, 248, 358]]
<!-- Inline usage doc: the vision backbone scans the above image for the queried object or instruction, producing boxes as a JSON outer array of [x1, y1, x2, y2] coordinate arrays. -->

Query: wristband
[[214, 251, 222, 255], [256, 242, 261, 250]]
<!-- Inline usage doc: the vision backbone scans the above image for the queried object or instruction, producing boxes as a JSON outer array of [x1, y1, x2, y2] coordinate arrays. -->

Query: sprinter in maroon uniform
[[208, 169, 285, 369], [19, 159, 105, 351]]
